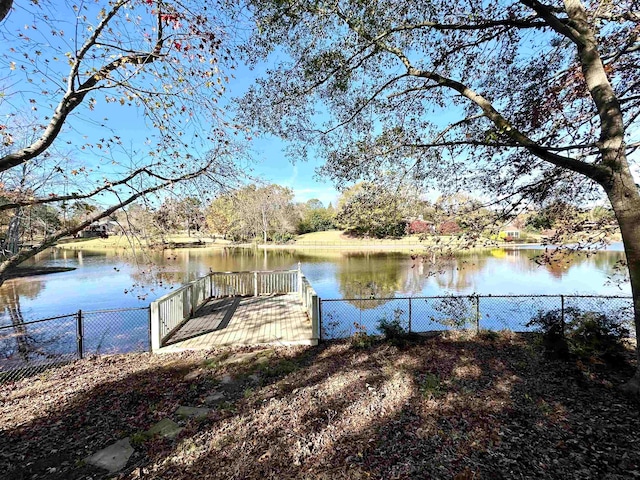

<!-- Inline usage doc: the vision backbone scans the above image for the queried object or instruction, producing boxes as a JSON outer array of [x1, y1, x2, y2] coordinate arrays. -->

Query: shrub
[[438, 220, 461, 235], [271, 231, 295, 243], [378, 309, 407, 340], [570, 311, 630, 362], [407, 219, 432, 234], [525, 309, 569, 359], [351, 322, 376, 349], [526, 307, 629, 362]]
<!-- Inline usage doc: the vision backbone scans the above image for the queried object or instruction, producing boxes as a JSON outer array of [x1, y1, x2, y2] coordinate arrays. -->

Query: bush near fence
[[0, 307, 150, 384], [319, 295, 634, 340]]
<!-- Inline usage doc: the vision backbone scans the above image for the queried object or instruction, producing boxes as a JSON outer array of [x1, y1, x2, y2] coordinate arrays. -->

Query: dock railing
[[150, 269, 301, 350], [298, 269, 320, 343]]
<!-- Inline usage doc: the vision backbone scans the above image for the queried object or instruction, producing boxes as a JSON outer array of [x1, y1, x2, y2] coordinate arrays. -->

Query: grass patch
[[130, 431, 152, 446], [258, 358, 299, 378], [417, 372, 443, 399]]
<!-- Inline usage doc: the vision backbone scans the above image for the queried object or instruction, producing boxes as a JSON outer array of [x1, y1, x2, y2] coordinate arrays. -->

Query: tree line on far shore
[[3, 181, 614, 245]]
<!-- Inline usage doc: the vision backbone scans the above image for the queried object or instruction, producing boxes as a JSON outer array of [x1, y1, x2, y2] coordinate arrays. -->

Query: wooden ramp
[[157, 294, 314, 352]]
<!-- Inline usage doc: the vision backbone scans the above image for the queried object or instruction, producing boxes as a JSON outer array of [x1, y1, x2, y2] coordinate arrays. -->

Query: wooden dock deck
[[157, 293, 314, 352], [150, 269, 320, 352]]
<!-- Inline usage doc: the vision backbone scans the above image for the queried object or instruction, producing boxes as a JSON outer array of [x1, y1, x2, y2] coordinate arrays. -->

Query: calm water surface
[[0, 243, 630, 325]]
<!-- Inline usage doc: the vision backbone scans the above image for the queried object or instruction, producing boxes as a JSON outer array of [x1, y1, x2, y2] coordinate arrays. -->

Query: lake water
[[0, 244, 634, 368], [0, 243, 630, 325]]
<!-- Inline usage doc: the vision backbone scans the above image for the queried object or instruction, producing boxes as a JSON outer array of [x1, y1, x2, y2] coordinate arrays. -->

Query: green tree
[[336, 183, 407, 238], [236, 1, 640, 392], [206, 196, 235, 238], [156, 197, 204, 236], [206, 184, 298, 242], [298, 199, 335, 233], [434, 194, 494, 234]]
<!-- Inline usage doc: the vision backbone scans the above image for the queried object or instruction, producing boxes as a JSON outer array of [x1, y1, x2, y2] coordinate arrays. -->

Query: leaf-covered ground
[[1, 333, 639, 479]]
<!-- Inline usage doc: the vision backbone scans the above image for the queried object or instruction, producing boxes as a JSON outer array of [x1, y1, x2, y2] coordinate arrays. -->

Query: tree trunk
[[605, 170, 640, 395], [6, 209, 21, 254], [0, 0, 12, 23], [261, 207, 268, 243]]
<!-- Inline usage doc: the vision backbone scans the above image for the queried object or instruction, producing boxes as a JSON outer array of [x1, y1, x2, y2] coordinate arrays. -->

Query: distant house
[[501, 222, 521, 240], [79, 220, 119, 238]]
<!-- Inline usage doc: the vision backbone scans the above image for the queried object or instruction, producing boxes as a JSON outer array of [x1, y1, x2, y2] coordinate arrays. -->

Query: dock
[[150, 269, 319, 352]]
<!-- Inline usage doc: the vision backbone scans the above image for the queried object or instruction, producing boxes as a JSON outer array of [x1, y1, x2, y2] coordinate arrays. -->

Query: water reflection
[[0, 278, 51, 362], [0, 244, 629, 325]]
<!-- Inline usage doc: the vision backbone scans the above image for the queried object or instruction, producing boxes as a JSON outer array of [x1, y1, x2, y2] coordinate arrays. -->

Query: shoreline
[[53, 232, 622, 253], [4, 266, 76, 280], [54, 239, 623, 253]]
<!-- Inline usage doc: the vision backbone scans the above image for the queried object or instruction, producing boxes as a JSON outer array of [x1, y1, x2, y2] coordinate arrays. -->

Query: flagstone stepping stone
[[176, 405, 211, 419], [84, 438, 133, 473], [184, 368, 205, 381], [146, 418, 183, 440], [204, 391, 226, 404]]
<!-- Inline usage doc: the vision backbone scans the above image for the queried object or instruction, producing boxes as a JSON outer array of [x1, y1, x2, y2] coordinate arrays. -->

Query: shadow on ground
[[1, 333, 639, 479]]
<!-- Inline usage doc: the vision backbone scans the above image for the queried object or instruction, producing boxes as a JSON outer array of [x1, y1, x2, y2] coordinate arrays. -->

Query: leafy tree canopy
[[0, 0, 246, 280], [232, 0, 640, 391], [336, 182, 411, 238]]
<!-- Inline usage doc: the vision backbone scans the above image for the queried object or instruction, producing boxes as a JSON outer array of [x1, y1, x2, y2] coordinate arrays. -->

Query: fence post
[[297, 263, 303, 295], [408, 298, 412, 333], [147, 306, 152, 353], [311, 294, 319, 343], [184, 287, 191, 319], [76, 310, 84, 359], [475, 295, 480, 333], [191, 282, 198, 314], [318, 298, 322, 342], [560, 295, 565, 337], [254, 271, 259, 296]]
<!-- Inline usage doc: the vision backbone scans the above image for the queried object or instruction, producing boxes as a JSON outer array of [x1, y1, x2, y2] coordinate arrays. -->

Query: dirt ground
[[2, 333, 639, 479]]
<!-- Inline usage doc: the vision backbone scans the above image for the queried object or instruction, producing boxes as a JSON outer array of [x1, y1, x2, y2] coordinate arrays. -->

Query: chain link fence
[[0, 307, 150, 384], [319, 295, 635, 340]]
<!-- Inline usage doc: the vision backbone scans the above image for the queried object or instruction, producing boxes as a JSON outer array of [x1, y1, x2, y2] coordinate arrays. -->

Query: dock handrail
[[299, 270, 320, 342], [150, 268, 302, 350]]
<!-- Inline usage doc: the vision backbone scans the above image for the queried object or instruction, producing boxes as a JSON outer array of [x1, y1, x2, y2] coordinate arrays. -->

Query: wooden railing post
[[254, 271, 259, 296], [150, 300, 161, 351]]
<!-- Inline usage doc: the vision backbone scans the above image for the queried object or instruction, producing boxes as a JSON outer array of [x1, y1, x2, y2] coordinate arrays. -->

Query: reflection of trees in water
[[1, 283, 29, 361], [531, 248, 626, 280], [44, 244, 629, 309], [0, 279, 63, 364], [336, 253, 405, 309], [429, 250, 490, 292]]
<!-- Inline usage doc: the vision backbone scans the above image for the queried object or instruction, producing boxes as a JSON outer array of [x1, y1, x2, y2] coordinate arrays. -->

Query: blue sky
[[230, 62, 340, 207], [1, 2, 341, 209], [3, 2, 634, 212]]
